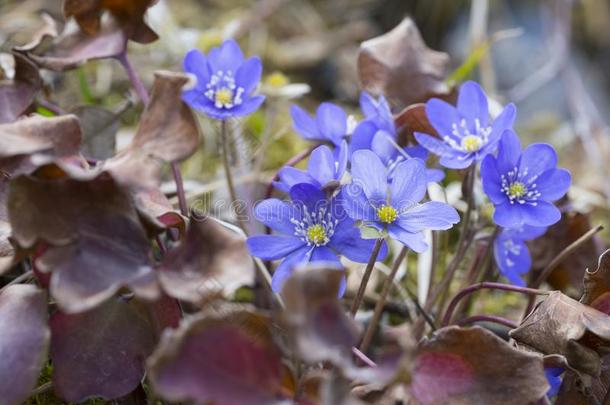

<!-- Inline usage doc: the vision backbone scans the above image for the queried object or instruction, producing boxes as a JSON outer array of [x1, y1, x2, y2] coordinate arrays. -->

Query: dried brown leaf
[[0, 53, 41, 124], [358, 18, 450, 109]]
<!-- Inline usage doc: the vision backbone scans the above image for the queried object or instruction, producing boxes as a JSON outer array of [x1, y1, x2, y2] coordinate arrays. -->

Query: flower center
[[508, 181, 527, 198], [266, 71, 289, 87], [306, 224, 327, 245], [204, 70, 245, 109], [377, 205, 398, 223], [291, 204, 338, 247], [461, 135, 483, 152]]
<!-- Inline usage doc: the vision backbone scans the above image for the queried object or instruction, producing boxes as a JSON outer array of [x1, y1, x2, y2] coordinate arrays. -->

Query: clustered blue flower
[[181, 41, 571, 292]]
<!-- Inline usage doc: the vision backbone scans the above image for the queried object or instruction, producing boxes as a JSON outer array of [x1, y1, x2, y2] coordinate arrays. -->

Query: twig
[[442, 281, 549, 327], [350, 238, 385, 316], [171, 162, 189, 216], [522, 224, 604, 318], [359, 247, 408, 353], [352, 346, 377, 368], [457, 314, 518, 329]]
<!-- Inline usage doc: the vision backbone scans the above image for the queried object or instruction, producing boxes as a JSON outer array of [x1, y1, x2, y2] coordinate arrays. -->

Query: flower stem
[[522, 224, 603, 318], [359, 247, 408, 353], [116, 51, 189, 217], [352, 346, 377, 367], [456, 314, 518, 329], [350, 238, 384, 316], [442, 281, 548, 327], [220, 119, 248, 234]]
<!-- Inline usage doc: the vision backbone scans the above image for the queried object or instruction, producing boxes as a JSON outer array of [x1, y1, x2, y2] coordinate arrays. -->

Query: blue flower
[[493, 224, 547, 286], [351, 93, 444, 184], [274, 142, 348, 193], [481, 130, 571, 228], [182, 39, 265, 119], [414, 81, 516, 169], [544, 367, 564, 398], [342, 150, 459, 252], [290, 102, 350, 146], [247, 183, 387, 294]]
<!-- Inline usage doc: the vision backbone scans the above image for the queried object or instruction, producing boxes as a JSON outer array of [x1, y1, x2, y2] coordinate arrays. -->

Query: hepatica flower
[[414, 81, 516, 169], [342, 150, 459, 252], [247, 183, 386, 294], [290, 102, 351, 146], [182, 39, 265, 119], [493, 225, 547, 286], [481, 130, 571, 228], [274, 142, 348, 193]]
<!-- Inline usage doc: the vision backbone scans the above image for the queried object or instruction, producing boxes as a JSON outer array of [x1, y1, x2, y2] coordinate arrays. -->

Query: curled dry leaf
[[50, 296, 157, 402], [510, 291, 610, 377], [64, 0, 158, 44], [127, 71, 201, 163], [358, 18, 450, 109], [0, 53, 41, 124], [133, 187, 185, 236], [581, 249, 610, 312], [147, 304, 289, 405], [158, 216, 254, 305], [0, 285, 49, 405], [18, 17, 127, 71], [394, 103, 437, 146], [8, 167, 158, 312], [282, 262, 359, 368], [71, 104, 126, 160], [412, 326, 548, 405], [529, 211, 603, 295]]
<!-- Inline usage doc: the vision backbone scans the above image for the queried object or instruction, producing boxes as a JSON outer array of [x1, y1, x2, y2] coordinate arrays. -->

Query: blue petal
[[235, 56, 262, 94], [535, 168, 571, 202], [503, 224, 548, 241], [183, 49, 211, 84], [520, 143, 558, 179], [414, 132, 455, 157], [481, 156, 507, 205], [254, 198, 298, 234], [316, 102, 347, 145], [278, 166, 318, 191], [371, 130, 397, 165], [457, 81, 489, 129], [390, 158, 427, 209], [329, 218, 387, 262], [493, 201, 524, 228], [289, 183, 327, 213], [488, 103, 516, 143], [404, 146, 428, 160], [339, 185, 378, 222], [350, 120, 377, 153], [217, 39, 244, 71], [351, 150, 388, 202], [272, 246, 311, 293], [230, 95, 265, 116], [426, 168, 445, 184], [521, 202, 561, 227], [309, 247, 346, 296], [290, 104, 320, 141], [308, 145, 335, 186], [496, 130, 521, 175], [359, 92, 378, 119], [398, 201, 460, 232], [439, 154, 474, 169], [493, 235, 530, 286], [335, 140, 348, 180], [425, 98, 461, 139], [247, 235, 304, 260], [182, 89, 209, 111], [387, 224, 428, 253]]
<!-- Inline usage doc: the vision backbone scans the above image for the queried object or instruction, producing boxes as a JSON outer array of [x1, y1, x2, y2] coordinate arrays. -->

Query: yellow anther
[[215, 87, 234, 106], [266, 71, 289, 88], [306, 224, 327, 245], [377, 205, 398, 224], [461, 135, 483, 152], [508, 182, 527, 198]]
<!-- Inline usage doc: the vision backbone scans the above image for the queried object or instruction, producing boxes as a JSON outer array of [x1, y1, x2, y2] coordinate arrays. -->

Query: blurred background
[[1, 0, 608, 265]]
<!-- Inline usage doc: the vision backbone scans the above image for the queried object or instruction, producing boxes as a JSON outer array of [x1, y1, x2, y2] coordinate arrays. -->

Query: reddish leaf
[[282, 263, 360, 368], [510, 291, 610, 377], [147, 304, 288, 404], [0, 53, 41, 124], [19, 17, 127, 72], [126, 71, 201, 163], [412, 326, 548, 405], [64, 0, 158, 44], [0, 285, 49, 405], [50, 296, 157, 402], [133, 187, 185, 237], [158, 216, 254, 305], [358, 18, 450, 109], [394, 103, 438, 146], [8, 167, 158, 312]]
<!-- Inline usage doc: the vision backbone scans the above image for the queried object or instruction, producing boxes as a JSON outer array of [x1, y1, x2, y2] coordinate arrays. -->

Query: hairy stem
[[350, 238, 384, 316], [221, 120, 248, 234], [359, 247, 408, 353], [116, 51, 189, 217], [442, 281, 548, 327]]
